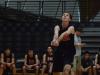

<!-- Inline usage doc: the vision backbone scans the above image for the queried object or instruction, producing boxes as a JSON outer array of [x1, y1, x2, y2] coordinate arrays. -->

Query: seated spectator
[[1, 47, 16, 75], [93, 50, 100, 75], [23, 49, 39, 75], [80, 51, 92, 75], [41, 46, 53, 75]]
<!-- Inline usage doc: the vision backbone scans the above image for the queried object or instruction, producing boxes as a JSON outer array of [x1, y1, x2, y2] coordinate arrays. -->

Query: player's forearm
[[86, 66, 91, 70], [32, 63, 38, 67], [95, 61, 97, 65], [43, 62, 47, 65], [53, 34, 58, 40], [74, 43, 79, 46], [1, 62, 7, 65], [24, 63, 28, 66], [11, 62, 14, 65], [58, 32, 68, 42], [81, 66, 84, 69], [95, 63, 97, 66]]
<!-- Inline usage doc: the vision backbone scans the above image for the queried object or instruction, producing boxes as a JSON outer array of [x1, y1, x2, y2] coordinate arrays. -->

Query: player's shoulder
[[25, 54, 27, 57], [55, 25, 60, 28], [96, 54, 98, 57]]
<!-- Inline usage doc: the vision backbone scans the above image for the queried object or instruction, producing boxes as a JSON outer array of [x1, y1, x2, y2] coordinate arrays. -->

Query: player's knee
[[1, 65, 5, 70], [23, 66, 26, 70], [89, 68, 92, 71], [64, 65, 71, 71], [42, 65, 46, 69], [12, 64, 15, 68], [1, 65, 4, 68], [93, 66, 97, 69], [35, 66, 39, 70], [50, 63, 53, 67]]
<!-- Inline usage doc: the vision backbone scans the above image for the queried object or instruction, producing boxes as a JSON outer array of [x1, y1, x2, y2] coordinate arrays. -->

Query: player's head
[[75, 28, 83, 36], [28, 49, 34, 56], [62, 11, 72, 22], [47, 46, 53, 53], [4, 47, 11, 55], [99, 49, 100, 54], [84, 51, 90, 60]]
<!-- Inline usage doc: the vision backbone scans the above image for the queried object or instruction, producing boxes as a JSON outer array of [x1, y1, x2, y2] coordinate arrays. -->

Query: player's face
[[47, 47, 52, 53], [28, 50, 33, 56], [84, 54, 89, 60], [99, 51, 100, 54], [76, 31, 82, 36], [62, 13, 71, 22], [5, 49, 10, 55]]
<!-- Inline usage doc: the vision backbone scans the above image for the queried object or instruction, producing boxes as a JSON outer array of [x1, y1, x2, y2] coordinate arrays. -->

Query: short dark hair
[[28, 49, 34, 52], [47, 46, 53, 49], [4, 46, 11, 51], [75, 27, 83, 32], [63, 11, 72, 20], [84, 51, 90, 55]]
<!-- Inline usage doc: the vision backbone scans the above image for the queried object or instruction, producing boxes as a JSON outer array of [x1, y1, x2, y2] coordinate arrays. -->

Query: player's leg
[[0, 66, 3, 75], [93, 66, 97, 75], [41, 65, 47, 75], [63, 53, 75, 75], [35, 66, 39, 75], [60, 72, 63, 75], [63, 64, 71, 75], [23, 65, 27, 75], [0, 64, 6, 75], [11, 64, 16, 75], [48, 63, 53, 75], [88, 68, 92, 75]]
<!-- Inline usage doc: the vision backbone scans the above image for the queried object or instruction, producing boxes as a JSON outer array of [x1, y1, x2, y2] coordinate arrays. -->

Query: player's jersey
[[57, 24, 76, 55], [27, 54, 36, 65], [4, 53, 12, 63], [46, 53, 53, 63]]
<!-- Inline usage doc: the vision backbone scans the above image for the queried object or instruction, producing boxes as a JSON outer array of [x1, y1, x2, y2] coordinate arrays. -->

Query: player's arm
[[32, 55, 38, 67], [53, 25, 60, 40], [24, 55, 28, 67], [94, 54, 98, 66], [11, 53, 15, 65], [85, 66, 91, 70], [43, 54, 47, 65], [58, 26, 74, 42], [74, 43, 79, 46], [86, 59, 93, 70], [1, 53, 6, 65]]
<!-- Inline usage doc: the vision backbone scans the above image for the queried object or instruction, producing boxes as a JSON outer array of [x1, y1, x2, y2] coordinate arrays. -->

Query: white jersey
[[74, 33, 81, 56]]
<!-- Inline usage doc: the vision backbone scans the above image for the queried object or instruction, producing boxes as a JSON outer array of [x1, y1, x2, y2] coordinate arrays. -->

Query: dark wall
[[0, 22, 58, 60]]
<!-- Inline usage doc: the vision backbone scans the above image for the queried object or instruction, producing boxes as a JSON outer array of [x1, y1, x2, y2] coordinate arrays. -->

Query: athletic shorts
[[53, 51, 74, 72]]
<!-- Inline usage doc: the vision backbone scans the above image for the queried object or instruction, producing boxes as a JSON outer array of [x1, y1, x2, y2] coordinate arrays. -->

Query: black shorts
[[53, 51, 74, 72]]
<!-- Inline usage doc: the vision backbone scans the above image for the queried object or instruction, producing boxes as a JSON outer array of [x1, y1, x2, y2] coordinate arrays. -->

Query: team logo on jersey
[[47, 57, 53, 61], [6, 58, 10, 63], [29, 59, 34, 65], [62, 36, 70, 41]]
